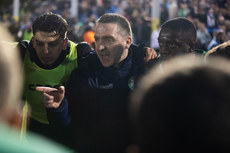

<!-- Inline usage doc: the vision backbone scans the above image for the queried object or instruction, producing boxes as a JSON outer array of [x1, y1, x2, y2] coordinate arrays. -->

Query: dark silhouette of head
[[130, 55, 230, 153]]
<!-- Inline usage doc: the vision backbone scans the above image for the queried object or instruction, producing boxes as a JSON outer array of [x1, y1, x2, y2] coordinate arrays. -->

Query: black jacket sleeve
[[46, 97, 71, 126]]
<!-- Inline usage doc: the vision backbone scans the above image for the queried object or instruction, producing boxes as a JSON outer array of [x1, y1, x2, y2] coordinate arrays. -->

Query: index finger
[[35, 86, 58, 93]]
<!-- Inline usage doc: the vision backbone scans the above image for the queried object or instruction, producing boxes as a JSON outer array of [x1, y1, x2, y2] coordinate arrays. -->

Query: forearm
[[46, 97, 71, 126]]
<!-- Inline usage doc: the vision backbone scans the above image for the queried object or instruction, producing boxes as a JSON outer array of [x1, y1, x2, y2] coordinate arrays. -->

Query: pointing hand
[[36, 86, 65, 109]]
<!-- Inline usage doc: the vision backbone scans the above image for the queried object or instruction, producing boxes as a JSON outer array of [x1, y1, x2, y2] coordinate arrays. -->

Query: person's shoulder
[[73, 46, 98, 75], [18, 40, 30, 47], [17, 40, 30, 60], [25, 131, 73, 153], [67, 50, 98, 91], [76, 42, 93, 58], [130, 43, 142, 49], [77, 42, 92, 50], [0, 123, 73, 153], [130, 43, 145, 53], [75, 41, 98, 64], [130, 43, 145, 62], [17, 40, 30, 52], [79, 50, 99, 70]]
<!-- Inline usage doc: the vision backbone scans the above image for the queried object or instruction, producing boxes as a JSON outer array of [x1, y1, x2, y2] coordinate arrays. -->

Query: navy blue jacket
[[47, 44, 146, 153]]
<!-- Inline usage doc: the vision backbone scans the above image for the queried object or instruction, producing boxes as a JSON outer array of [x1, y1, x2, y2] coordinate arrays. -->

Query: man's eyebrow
[[158, 37, 185, 43], [94, 35, 113, 38], [103, 36, 113, 39], [35, 39, 44, 44], [35, 38, 61, 44], [48, 38, 61, 44]]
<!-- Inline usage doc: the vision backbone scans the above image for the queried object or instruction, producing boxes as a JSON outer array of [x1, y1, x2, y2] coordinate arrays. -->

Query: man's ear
[[188, 42, 195, 53], [125, 36, 132, 49], [62, 38, 68, 50], [32, 36, 36, 47]]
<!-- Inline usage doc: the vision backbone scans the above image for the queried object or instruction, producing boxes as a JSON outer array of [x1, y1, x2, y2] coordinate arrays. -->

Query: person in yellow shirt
[[17, 12, 92, 145], [0, 24, 72, 153]]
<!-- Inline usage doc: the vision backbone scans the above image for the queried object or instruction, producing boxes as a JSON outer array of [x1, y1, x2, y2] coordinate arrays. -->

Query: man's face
[[94, 23, 132, 67], [158, 28, 191, 61], [32, 31, 67, 66]]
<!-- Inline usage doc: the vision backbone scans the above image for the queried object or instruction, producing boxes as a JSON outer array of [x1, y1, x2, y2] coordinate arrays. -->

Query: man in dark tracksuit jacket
[[47, 43, 146, 153], [38, 13, 152, 153]]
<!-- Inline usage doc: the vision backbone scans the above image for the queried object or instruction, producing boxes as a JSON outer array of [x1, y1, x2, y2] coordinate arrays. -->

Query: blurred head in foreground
[[0, 25, 23, 127], [130, 55, 230, 153]]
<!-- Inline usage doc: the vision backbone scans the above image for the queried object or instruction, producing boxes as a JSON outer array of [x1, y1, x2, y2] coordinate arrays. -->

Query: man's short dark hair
[[96, 13, 132, 37], [161, 17, 197, 45], [32, 12, 68, 38]]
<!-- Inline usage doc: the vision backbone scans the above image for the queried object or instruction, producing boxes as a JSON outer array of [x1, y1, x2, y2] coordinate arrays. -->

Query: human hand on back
[[144, 47, 157, 63]]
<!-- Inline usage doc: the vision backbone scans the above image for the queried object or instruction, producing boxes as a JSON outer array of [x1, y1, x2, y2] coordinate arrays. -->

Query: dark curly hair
[[32, 12, 69, 38]]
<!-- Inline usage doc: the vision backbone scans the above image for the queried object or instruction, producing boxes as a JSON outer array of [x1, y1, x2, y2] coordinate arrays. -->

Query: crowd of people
[[1, 0, 230, 153], [0, 0, 153, 46], [151, 0, 230, 51], [1, 0, 230, 51]]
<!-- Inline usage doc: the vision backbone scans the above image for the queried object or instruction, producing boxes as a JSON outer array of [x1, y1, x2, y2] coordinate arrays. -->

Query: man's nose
[[98, 44, 105, 51], [43, 44, 49, 54]]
